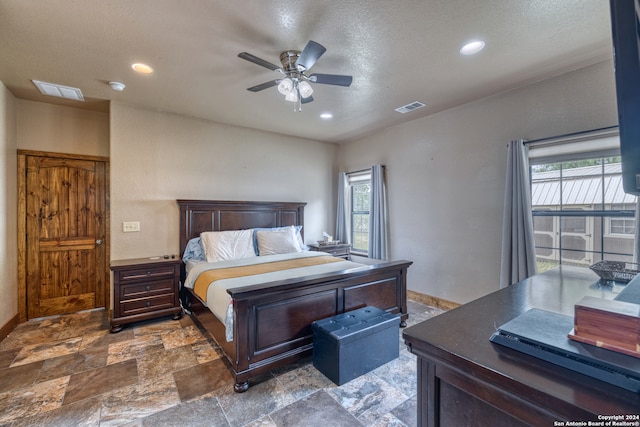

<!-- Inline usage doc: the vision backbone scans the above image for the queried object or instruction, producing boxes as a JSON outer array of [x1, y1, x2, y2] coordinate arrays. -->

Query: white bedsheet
[[184, 251, 363, 340]]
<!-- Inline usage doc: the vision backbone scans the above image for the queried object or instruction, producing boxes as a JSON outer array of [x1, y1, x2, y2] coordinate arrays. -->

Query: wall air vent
[[395, 101, 426, 113], [32, 80, 84, 101]]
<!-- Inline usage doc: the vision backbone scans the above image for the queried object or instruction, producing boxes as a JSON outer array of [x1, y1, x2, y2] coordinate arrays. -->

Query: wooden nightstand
[[308, 243, 352, 260], [110, 257, 182, 333]]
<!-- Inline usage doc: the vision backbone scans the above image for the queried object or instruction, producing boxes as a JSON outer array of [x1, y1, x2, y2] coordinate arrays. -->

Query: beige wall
[[109, 102, 338, 260], [4, 59, 620, 317], [16, 100, 109, 156], [4, 97, 335, 321], [338, 60, 618, 304], [0, 82, 18, 328]]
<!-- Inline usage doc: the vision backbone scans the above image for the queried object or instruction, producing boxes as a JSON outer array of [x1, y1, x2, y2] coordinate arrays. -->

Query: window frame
[[346, 170, 371, 256], [529, 135, 636, 270], [606, 203, 637, 238]]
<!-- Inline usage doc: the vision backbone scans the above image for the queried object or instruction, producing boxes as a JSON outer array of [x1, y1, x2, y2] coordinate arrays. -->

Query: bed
[[177, 199, 412, 392]]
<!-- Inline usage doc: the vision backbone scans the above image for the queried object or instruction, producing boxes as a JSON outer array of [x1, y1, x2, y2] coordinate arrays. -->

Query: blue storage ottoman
[[311, 306, 400, 385]]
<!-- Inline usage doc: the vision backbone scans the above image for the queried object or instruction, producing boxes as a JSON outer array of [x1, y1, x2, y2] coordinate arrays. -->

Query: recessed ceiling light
[[131, 63, 154, 74], [320, 113, 333, 119], [460, 40, 486, 55]]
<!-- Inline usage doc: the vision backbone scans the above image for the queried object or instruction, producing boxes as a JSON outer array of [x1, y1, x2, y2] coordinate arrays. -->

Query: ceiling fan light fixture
[[298, 81, 313, 98], [238, 40, 352, 111], [277, 78, 293, 95], [285, 89, 298, 102]]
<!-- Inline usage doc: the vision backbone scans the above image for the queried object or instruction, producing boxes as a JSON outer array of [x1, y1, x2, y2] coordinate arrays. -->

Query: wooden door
[[25, 154, 108, 319]]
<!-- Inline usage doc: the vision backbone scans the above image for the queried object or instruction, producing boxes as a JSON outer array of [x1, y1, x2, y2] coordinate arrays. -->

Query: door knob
[[96, 239, 103, 245]]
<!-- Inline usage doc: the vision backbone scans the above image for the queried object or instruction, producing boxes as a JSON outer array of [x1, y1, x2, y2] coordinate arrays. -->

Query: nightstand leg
[[110, 324, 123, 333]]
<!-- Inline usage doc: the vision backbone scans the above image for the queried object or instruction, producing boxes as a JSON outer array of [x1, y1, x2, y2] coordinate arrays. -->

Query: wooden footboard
[[182, 260, 411, 392]]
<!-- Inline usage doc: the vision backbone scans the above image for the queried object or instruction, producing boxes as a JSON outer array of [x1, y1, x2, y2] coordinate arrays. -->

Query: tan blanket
[[193, 255, 341, 301]]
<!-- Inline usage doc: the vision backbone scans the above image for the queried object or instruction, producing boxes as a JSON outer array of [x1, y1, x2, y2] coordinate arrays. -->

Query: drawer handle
[[146, 271, 151, 276], [146, 302, 151, 307], [146, 286, 151, 291]]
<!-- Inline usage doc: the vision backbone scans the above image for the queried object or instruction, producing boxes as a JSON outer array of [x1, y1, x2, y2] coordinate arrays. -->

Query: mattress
[[184, 251, 364, 340]]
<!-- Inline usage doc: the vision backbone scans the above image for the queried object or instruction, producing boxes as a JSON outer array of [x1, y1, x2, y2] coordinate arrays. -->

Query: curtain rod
[[523, 125, 619, 145]]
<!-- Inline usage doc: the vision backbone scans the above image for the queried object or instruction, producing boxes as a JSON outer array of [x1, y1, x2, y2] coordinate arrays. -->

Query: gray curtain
[[335, 172, 349, 244], [634, 198, 640, 264], [369, 164, 388, 260], [500, 140, 537, 288]]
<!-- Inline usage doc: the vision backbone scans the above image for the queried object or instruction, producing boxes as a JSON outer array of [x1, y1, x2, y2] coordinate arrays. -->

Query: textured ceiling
[[0, 0, 614, 143]]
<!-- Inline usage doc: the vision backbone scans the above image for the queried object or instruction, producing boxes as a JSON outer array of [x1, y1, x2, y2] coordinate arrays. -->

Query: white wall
[[338, 60, 618, 304], [109, 102, 338, 260], [0, 81, 18, 329]]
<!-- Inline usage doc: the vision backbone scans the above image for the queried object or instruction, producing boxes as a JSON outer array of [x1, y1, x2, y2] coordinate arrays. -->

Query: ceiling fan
[[238, 40, 353, 111]]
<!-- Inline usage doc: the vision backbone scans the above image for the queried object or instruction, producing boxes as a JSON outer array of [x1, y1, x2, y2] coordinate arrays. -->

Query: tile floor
[[0, 301, 443, 427]]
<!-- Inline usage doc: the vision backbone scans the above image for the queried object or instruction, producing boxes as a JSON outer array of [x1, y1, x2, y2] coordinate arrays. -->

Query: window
[[347, 171, 371, 255], [608, 204, 637, 236], [530, 153, 637, 273]]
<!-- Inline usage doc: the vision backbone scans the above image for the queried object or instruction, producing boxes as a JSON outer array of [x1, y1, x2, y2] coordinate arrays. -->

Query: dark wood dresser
[[403, 266, 640, 426], [110, 257, 182, 332]]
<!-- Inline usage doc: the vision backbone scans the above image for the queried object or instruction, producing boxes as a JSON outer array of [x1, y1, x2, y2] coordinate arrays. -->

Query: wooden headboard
[[177, 199, 306, 260]]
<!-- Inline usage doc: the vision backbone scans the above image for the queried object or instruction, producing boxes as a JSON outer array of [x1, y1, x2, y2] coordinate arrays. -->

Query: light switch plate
[[123, 221, 140, 232]]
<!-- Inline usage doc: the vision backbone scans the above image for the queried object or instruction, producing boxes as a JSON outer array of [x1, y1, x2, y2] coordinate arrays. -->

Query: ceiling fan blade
[[296, 40, 326, 71], [247, 80, 280, 92], [309, 73, 353, 87], [238, 52, 281, 71], [301, 95, 314, 104]]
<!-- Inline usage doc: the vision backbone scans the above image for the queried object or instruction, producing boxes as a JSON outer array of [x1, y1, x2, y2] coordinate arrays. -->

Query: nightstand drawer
[[120, 278, 175, 300], [323, 248, 349, 257], [121, 294, 175, 316], [309, 243, 352, 260], [118, 266, 175, 283]]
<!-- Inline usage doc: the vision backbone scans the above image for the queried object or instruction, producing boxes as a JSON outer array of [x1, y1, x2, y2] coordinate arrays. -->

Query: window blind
[[527, 127, 620, 165]]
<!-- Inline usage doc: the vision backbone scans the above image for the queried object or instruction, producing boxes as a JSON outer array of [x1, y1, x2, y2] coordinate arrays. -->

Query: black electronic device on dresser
[[110, 256, 182, 333], [609, 0, 640, 196]]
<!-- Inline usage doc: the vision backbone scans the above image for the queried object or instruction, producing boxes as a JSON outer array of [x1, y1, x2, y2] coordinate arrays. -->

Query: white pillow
[[252, 225, 306, 254], [256, 226, 302, 255], [200, 229, 257, 262]]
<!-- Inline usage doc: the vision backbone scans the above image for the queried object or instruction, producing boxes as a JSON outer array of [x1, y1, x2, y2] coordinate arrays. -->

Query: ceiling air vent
[[395, 101, 425, 114], [32, 80, 84, 101]]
